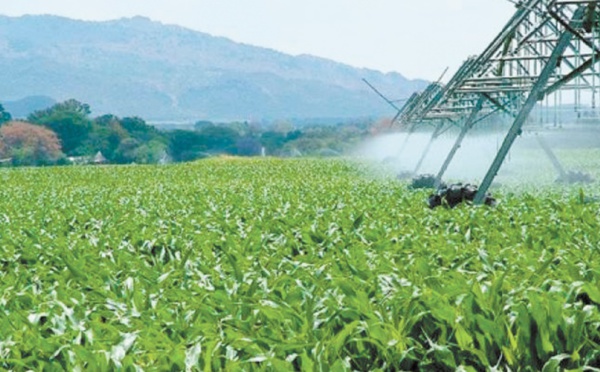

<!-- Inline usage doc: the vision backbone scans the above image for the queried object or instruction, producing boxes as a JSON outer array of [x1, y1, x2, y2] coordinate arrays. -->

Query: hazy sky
[[0, 0, 516, 81]]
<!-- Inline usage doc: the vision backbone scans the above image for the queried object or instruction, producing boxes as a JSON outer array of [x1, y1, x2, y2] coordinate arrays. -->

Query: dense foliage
[[0, 121, 64, 165], [27, 101, 168, 163], [0, 99, 373, 166], [27, 100, 93, 155], [0, 158, 598, 370], [0, 103, 11, 125]]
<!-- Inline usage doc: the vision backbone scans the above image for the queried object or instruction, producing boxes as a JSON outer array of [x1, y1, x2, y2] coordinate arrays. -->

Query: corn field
[[0, 158, 599, 370]]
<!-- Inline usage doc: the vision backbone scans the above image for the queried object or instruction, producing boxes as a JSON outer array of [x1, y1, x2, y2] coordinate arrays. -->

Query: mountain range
[[0, 15, 427, 122]]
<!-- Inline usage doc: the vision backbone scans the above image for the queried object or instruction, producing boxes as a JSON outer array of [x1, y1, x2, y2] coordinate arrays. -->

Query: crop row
[[0, 158, 599, 370]]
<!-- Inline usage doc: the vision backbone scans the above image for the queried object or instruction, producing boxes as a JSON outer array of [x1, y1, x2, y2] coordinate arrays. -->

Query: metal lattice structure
[[393, 0, 600, 203]]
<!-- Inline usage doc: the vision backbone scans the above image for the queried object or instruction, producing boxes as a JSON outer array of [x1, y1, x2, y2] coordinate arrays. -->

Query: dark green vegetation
[[0, 158, 599, 370], [0, 99, 372, 166], [0, 103, 11, 125]]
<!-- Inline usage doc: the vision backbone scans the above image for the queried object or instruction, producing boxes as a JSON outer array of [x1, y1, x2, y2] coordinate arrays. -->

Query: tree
[[260, 131, 287, 154], [94, 114, 120, 128], [0, 121, 64, 165], [286, 129, 303, 142], [198, 125, 240, 153], [271, 120, 294, 133], [120, 116, 163, 143], [132, 140, 168, 164], [28, 99, 92, 155], [194, 120, 214, 131], [113, 138, 140, 164], [168, 130, 207, 162], [78, 115, 129, 162], [0, 139, 6, 159], [0, 104, 11, 125], [235, 136, 261, 156]]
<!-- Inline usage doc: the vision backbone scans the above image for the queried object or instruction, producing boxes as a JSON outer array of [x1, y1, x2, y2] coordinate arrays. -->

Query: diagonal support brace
[[536, 134, 567, 179], [474, 6, 584, 204], [413, 121, 445, 174], [434, 97, 485, 188]]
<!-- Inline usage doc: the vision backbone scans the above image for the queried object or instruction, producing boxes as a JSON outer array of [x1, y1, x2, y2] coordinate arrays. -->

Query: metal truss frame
[[394, 0, 600, 203]]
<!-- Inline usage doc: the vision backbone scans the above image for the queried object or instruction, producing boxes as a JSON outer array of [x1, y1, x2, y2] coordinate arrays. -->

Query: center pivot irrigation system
[[370, 0, 600, 204]]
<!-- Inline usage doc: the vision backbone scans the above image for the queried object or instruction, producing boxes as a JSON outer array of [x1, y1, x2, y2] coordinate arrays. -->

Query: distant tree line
[[0, 99, 374, 167]]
